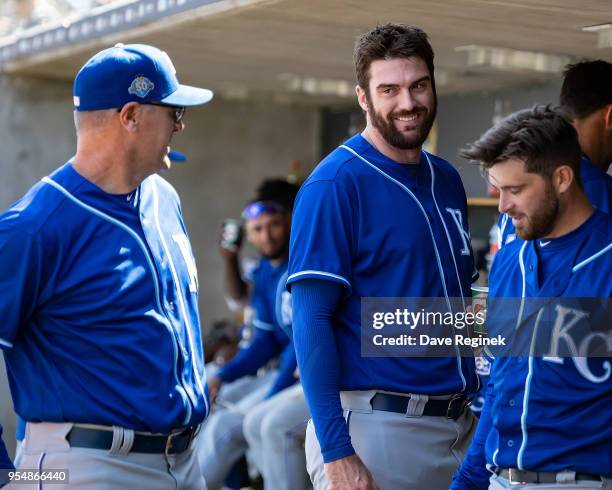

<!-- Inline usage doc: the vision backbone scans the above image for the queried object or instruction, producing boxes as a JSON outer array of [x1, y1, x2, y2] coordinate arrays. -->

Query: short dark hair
[[460, 105, 582, 182], [354, 24, 435, 93], [560, 60, 612, 119], [254, 178, 299, 211]]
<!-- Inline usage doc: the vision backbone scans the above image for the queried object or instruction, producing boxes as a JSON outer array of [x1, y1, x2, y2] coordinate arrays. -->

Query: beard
[[514, 182, 559, 240], [262, 240, 289, 261], [366, 91, 437, 150]]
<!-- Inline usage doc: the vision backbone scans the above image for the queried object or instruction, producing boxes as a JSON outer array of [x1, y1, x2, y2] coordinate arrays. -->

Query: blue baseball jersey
[[288, 133, 478, 395], [485, 210, 611, 476], [0, 162, 207, 433], [217, 258, 296, 397], [498, 155, 612, 247]]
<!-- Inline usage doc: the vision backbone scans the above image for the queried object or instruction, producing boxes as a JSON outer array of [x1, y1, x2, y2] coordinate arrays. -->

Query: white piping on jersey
[[275, 269, 290, 329], [517, 307, 545, 470], [41, 176, 192, 423], [424, 152, 467, 388], [424, 152, 466, 301], [516, 242, 528, 330], [572, 242, 612, 273], [492, 447, 499, 466], [498, 214, 508, 248], [150, 179, 208, 417], [339, 145, 466, 391], [0, 337, 13, 348], [253, 318, 276, 331], [287, 270, 351, 289]]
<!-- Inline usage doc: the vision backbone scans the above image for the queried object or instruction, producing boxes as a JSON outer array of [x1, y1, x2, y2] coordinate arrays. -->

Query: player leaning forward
[[451, 107, 611, 490], [288, 24, 479, 490], [0, 44, 212, 488]]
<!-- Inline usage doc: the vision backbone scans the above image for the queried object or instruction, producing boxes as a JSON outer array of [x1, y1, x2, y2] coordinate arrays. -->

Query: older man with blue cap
[[0, 44, 212, 489]]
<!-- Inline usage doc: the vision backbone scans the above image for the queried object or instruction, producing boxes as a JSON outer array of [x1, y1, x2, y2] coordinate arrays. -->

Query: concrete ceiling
[[3, 0, 611, 103]]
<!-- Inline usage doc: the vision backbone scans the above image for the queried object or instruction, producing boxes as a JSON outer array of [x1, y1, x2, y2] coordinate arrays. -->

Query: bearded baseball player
[[497, 60, 612, 248], [451, 105, 612, 490], [0, 44, 212, 488], [288, 24, 479, 490]]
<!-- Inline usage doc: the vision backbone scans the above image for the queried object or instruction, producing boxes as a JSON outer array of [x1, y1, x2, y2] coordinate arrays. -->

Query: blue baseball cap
[[73, 43, 213, 111]]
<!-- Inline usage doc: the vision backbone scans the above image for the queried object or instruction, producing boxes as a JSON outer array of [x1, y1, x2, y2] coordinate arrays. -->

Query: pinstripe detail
[[150, 179, 207, 419], [253, 318, 276, 331], [424, 152, 467, 390], [515, 241, 528, 330], [287, 270, 351, 288], [0, 337, 13, 348], [572, 242, 612, 273], [517, 308, 545, 470]]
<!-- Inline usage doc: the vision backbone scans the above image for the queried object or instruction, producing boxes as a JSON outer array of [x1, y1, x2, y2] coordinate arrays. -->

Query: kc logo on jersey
[[445, 208, 471, 256], [128, 76, 155, 98], [543, 304, 612, 383]]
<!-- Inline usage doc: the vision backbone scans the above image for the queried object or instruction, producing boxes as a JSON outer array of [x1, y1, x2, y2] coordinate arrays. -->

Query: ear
[[604, 104, 612, 130], [118, 102, 140, 132], [356, 84, 369, 113], [552, 165, 574, 194]]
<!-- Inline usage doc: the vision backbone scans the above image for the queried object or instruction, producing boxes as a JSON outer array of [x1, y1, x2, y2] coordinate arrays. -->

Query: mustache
[[389, 108, 426, 119]]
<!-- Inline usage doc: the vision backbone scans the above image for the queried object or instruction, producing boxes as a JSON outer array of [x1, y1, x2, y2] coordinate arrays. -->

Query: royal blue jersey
[[498, 155, 612, 248], [0, 162, 207, 433], [456, 210, 612, 487], [288, 133, 479, 395], [217, 258, 296, 397]]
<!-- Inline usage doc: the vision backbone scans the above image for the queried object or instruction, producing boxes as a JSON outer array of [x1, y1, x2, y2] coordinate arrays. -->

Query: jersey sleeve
[[287, 180, 355, 293], [450, 369, 496, 490], [0, 226, 43, 350]]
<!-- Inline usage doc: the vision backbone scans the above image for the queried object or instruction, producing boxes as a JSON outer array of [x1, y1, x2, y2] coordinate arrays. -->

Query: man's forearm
[[223, 255, 247, 300]]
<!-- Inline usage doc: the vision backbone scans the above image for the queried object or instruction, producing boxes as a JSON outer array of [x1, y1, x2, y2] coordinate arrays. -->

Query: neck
[[361, 125, 422, 164], [545, 188, 594, 239], [574, 111, 610, 173], [73, 136, 146, 194], [269, 251, 288, 267]]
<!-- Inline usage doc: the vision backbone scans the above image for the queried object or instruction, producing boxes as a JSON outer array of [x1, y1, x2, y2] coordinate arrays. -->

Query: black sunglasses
[[117, 103, 185, 124]]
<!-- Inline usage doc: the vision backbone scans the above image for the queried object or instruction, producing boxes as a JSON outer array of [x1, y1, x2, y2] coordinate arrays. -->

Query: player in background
[[0, 423, 13, 487], [288, 24, 479, 490], [0, 44, 213, 489], [198, 179, 299, 490], [498, 60, 612, 247], [451, 105, 611, 490]]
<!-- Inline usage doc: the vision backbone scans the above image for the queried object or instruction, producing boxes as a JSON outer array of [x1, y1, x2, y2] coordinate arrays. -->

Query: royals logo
[[128, 76, 155, 98]]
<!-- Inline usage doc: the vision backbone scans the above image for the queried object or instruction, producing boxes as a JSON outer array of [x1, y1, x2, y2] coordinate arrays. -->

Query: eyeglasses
[[241, 201, 285, 220], [149, 103, 185, 124], [117, 103, 186, 124]]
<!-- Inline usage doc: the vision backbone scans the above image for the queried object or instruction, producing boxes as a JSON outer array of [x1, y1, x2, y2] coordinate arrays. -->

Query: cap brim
[[161, 84, 213, 107], [168, 150, 187, 162]]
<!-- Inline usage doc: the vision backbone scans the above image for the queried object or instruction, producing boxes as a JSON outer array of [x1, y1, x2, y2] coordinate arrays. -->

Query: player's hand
[[324, 454, 378, 490], [219, 220, 243, 259], [207, 375, 223, 404]]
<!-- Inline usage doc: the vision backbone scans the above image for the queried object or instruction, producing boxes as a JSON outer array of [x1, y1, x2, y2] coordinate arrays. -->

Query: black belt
[[497, 468, 602, 484], [370, 393, 468, 419], [66, 425, 199, 455]]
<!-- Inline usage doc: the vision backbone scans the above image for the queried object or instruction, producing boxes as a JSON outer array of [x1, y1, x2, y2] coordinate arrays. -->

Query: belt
[[497, 468, 602, 484], [66, 425, 199, 455], [370, 393, 468, 419]]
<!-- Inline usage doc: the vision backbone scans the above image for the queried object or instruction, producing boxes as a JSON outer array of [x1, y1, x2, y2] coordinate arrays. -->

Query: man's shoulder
[[425, 151, 465, 186], [0, 166, 73, 237]]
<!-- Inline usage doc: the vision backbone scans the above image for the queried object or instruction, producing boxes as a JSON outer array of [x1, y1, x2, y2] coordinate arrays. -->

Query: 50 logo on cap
[[128, 76, 155, 98]]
